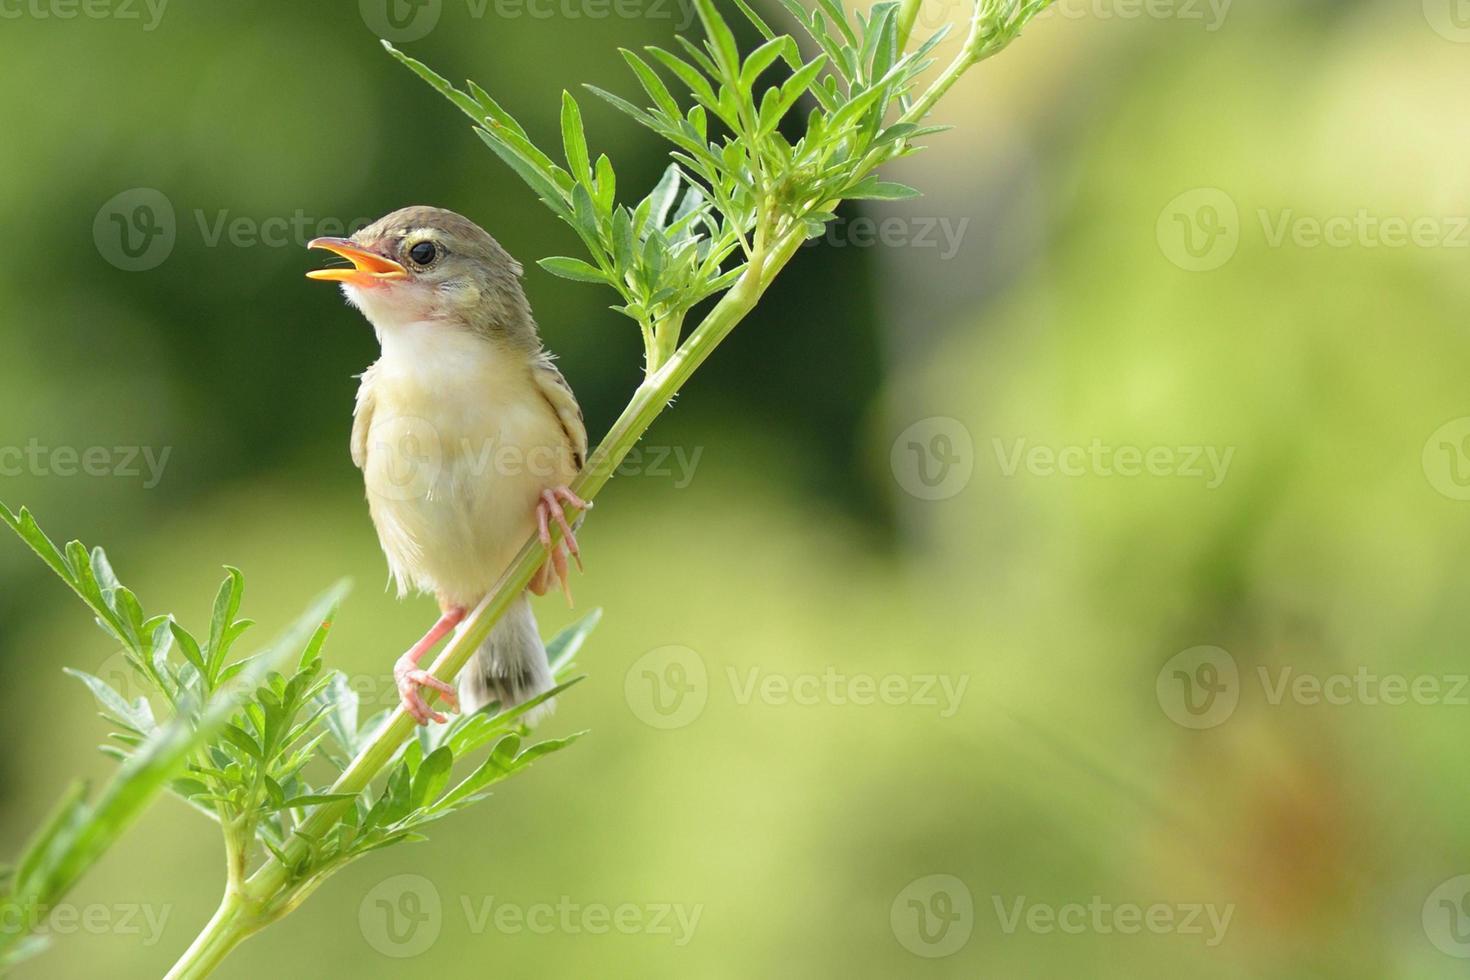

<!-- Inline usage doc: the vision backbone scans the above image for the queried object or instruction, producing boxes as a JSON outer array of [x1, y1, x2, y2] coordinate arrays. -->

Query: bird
[[306, 206, 588, 726]]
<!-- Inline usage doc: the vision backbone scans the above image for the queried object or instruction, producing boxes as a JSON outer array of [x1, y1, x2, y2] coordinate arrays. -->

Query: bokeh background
[[3, 0, 1470, 975]]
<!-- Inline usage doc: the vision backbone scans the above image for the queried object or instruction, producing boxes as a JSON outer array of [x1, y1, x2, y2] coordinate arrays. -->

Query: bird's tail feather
[[457, 593, 555, 725]]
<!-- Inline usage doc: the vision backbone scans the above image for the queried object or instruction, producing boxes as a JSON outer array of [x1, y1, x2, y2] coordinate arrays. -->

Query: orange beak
[[306, 237, 408, 286]]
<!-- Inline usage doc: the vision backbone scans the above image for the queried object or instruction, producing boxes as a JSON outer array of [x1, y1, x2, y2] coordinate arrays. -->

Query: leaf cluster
[[0, 504, 595, 957], [388, 0, 954, 370]]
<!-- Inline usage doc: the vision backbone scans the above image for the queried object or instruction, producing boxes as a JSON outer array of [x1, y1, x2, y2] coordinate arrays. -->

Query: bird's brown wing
[[532, 355, 587, 471], [350, 362, 380, 471]]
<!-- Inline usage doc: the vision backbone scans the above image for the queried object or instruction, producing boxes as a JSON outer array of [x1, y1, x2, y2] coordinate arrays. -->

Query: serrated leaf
[[64, 669, 152, 734]]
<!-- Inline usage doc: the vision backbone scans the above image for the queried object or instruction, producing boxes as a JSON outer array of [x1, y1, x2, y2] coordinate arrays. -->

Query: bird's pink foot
[[530, 486, 590, 605], [394, 605, 466, 725]]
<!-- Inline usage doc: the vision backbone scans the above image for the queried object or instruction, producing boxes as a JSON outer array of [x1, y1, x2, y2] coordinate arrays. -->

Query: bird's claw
[[533, 486, 589, 605], [394, 658, 459, 726]]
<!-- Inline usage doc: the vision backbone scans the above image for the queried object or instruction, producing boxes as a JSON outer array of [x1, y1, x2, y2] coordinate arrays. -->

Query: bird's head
[[307, 205, 537, 348]]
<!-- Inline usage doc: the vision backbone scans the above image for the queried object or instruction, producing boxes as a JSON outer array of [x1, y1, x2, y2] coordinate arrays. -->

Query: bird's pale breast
[[357, 325, 576, 607]]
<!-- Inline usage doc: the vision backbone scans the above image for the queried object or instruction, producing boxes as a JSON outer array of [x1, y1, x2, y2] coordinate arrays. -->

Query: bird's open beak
[[306, 237, 408, 286]]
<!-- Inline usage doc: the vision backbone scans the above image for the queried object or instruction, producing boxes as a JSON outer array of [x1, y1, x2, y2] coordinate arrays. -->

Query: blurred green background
[[4, 0, 1470, 976]]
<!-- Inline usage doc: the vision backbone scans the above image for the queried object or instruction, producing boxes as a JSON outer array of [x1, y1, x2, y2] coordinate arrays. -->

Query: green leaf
[[731, 0, 777, 41], [205, 567, 245, 680], [645, 46, 718, 112], [11, 782, 88, 898], [272, 793, 357, 811], [739, 37, 788, 95], [758, 55, 827, 135], [410, 747, 453, 810], [64, 669, 153, 735], [693, 0, 741, 84], [537, 256, 608, 284], [560, 91, 591, 186], [593, 154, 616, 215], [612, 209, 636, 270], [816, 0, 858, 46], [648, 165, 682, 230], [171, 621, 207, 676], [843, 176, 922, 200], [620, 49, 682, 121], [318, 671, 360, 755]]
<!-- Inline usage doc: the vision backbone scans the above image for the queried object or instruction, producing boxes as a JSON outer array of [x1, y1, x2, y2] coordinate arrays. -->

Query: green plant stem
[[896, 0, 923, 50], [243, 239, 778, 903], [183, 1, 1051, 967], [163, 892, 257, 980]]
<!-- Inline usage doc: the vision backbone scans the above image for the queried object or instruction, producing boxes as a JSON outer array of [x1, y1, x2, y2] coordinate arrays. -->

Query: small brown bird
[[307, 206, 588, 726]]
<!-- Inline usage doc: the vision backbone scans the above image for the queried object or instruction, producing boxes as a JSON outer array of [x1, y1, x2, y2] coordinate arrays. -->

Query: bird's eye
[[408, 241, 438, 266]]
